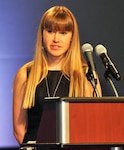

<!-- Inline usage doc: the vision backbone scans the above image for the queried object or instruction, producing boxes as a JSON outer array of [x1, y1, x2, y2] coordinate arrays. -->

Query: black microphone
[[95, 44, 121, 81], [82, 43, 97, 84]]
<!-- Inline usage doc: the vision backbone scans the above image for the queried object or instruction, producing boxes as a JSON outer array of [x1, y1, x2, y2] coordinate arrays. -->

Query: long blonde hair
[[23, 6, 88, 108]]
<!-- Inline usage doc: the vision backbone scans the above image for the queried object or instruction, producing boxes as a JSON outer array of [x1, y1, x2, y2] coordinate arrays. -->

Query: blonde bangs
[[43, 10, 73, 31]]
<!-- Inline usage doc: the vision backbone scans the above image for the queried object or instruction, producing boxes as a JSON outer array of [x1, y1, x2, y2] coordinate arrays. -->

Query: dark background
[[0, 0, 124, 149]]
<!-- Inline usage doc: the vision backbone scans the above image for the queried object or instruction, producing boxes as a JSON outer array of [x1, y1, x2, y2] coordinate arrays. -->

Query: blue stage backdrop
[[0, 0, 124, 148]]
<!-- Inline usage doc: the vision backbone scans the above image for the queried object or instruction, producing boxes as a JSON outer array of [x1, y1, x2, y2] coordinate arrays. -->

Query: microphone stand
[[104, 73, 119, 97], [104, 69, 122, 150], [90, 80, 100, 97], [86, 70, 100, 97], [104, 63, 120, 97]]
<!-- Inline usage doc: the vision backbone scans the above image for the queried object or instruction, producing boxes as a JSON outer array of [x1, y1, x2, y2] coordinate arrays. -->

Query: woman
[[13, 5, 102, 145]]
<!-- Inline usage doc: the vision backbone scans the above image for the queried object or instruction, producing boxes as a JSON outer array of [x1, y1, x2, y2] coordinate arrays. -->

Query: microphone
[[95, 44, 121, 81], [82, 43, 97, 84]]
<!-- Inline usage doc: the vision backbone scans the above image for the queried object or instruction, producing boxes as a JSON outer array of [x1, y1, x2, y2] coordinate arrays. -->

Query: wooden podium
[[28, 97, 124, 149]]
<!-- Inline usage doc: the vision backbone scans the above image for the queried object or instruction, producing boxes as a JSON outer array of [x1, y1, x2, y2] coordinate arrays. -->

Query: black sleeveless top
[[23, 71, 70, 143]]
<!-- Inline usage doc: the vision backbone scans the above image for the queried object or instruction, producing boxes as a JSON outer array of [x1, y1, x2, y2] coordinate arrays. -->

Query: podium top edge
[[61, 96, 124, 103], [44, 96, 124, 103]]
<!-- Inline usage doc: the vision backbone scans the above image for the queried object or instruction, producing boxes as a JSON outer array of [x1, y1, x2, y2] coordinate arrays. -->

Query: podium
[[21, 97, 124, 149]]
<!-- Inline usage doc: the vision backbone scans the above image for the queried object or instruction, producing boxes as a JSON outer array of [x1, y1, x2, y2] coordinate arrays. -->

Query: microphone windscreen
[[95, 44, 107, 56], [82, 43, 93, 53]]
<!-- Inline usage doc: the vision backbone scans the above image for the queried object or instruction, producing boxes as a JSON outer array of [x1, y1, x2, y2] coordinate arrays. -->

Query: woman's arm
[[12, 66, 28, 144]]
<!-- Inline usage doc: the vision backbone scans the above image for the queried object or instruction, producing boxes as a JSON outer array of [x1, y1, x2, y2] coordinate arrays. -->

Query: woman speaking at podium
[[12, 5, 102, 147]]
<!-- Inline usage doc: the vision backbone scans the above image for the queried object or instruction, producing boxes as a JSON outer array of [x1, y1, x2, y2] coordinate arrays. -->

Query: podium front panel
[[61, 97, 124, 145], [69, 101, 124, 144], [37, 97, 124, 146]]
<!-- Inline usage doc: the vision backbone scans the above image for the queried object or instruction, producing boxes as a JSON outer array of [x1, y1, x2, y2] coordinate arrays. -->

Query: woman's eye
[[47, 30, 53, 33], [61, 31, 66, 34]]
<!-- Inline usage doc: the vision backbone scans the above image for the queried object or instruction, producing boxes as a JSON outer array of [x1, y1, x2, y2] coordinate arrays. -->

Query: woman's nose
[[53, 32, 60, 42]]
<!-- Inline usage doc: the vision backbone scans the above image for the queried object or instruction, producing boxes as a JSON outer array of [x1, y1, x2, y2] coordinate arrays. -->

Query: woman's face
[[43, 28, 72, 59]]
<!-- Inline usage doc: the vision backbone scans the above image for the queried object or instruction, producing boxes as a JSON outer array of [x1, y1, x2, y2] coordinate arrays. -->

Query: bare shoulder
[[14, 64, 27, 84], [13, 61, 33, 88]]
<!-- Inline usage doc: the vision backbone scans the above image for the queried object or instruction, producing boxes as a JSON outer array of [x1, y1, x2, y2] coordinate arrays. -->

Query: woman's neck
[[47, 55, 64, 70], [48, 61, 62, 70]]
